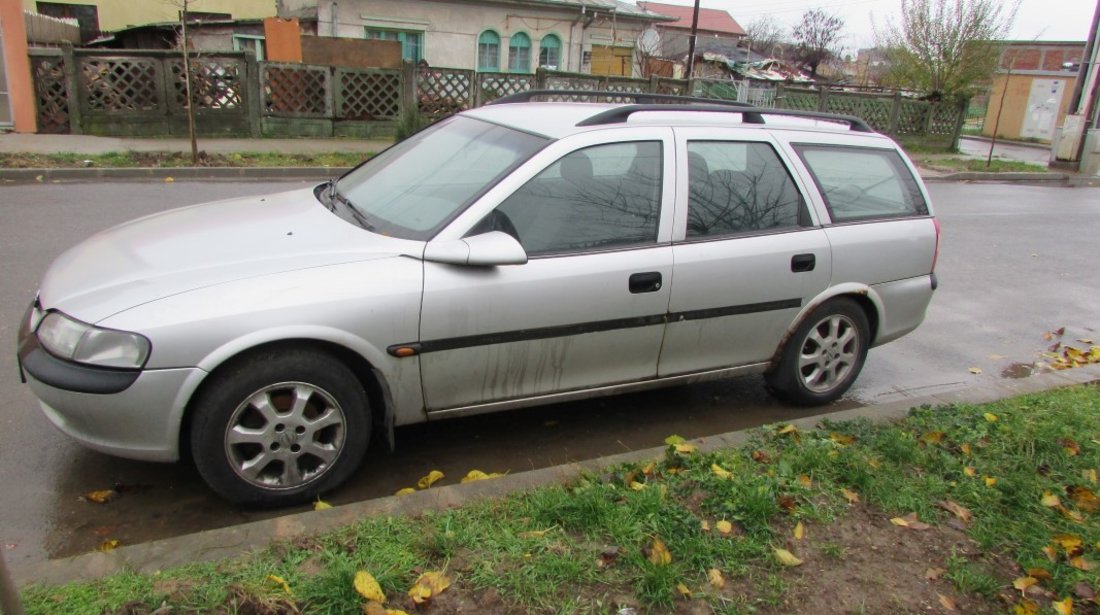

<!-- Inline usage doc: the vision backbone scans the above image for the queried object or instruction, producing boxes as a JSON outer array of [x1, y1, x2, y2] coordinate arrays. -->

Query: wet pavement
[[1, 180, 1097, 571]]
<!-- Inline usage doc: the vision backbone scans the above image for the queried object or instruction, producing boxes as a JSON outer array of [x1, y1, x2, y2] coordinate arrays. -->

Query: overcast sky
[[645, 0, 1098, 51]]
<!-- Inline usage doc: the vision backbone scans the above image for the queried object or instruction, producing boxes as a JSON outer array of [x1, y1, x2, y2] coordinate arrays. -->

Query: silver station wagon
[[17, 93, 939, 505]]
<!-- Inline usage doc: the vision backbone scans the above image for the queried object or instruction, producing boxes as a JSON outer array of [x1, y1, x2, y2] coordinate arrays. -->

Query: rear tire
[[190, 349, 370, 507], [766, 298, 870, 406]]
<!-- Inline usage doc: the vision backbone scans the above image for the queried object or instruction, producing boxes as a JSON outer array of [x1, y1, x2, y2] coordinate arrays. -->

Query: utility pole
[[685, 0, 701, 79], [1073, 0, 1100, 168]]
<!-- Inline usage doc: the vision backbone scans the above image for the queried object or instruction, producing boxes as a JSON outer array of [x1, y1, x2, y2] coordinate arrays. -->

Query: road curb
[[0, 167, 350, 183], [14, 363, 1100, 588]]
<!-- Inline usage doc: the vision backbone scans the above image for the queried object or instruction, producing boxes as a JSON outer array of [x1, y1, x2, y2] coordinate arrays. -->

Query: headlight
[[36, 312, 150, 369]]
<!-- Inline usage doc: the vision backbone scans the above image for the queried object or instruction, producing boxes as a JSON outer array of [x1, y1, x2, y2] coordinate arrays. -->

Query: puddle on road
[[1000, 362, 1036, 379]]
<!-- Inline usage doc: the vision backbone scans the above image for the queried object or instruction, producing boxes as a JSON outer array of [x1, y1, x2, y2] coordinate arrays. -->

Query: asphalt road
[[1, 180, 1097, 570]]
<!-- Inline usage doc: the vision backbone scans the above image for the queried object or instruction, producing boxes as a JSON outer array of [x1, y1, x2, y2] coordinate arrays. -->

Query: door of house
[[1021, 78, 1065, 142], [591, 45, 632, 76]]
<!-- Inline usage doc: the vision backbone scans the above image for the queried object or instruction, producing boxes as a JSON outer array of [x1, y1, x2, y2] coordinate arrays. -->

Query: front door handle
[[791, 253, 816, 273], [629, 272, 662, 293]]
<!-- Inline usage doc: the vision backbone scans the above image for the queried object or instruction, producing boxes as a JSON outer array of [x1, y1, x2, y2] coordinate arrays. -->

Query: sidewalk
[[957, 135, 1052, 165]]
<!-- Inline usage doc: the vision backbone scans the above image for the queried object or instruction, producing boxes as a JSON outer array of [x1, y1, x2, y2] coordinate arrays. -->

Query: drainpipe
[[330, 1, 338, 37]]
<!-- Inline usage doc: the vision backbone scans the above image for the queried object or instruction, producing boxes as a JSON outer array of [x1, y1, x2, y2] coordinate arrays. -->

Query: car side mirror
[[423, 231, 528, 266]]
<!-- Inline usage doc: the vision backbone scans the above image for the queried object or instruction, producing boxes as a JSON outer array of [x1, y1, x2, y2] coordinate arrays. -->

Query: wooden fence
[[27, 48, 966, 143]]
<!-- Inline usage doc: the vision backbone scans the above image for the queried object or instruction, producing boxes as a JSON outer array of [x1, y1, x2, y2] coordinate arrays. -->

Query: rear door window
[[793, 145, 928, 223], [685, 141, 807, 237]]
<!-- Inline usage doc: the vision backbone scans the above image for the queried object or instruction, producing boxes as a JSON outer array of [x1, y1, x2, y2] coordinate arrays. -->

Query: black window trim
[[680, 139, 812, 241], [791, 142, 929, 224]]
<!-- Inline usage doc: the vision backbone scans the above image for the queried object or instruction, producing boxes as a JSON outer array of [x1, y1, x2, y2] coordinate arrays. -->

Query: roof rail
[[577, 104, 874, 133], [488, 89, 757, 109], [486, 89, 874, 133]]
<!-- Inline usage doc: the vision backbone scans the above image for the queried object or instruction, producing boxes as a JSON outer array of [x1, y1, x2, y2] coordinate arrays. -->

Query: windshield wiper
[[328, 182, 375, 231]]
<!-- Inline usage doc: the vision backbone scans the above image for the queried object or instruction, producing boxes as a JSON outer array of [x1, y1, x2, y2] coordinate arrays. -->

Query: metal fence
[[28, 48, 967, 143]]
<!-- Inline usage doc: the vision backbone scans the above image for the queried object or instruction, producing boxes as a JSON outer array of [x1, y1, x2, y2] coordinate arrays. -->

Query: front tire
[[190, 349, 370, 506], [766, 298, 870, 406]]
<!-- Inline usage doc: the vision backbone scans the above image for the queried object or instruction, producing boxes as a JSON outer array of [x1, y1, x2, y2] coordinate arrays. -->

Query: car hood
[[39, 186, 421, 323]]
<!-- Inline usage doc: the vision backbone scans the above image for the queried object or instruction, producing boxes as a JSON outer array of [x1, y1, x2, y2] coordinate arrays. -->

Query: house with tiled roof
[[277, 0, 674, 76], [636, 1, 745, 60]]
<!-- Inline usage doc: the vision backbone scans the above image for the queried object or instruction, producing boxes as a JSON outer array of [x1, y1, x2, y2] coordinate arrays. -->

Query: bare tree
[[744, 16, 785, 58], [165, 0, 199, 163], [877, 0, 1019, 100], [792, 8, 846, 79]]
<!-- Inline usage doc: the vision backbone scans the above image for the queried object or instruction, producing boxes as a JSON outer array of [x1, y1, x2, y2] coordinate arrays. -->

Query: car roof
[[463, 101, 893, 143]]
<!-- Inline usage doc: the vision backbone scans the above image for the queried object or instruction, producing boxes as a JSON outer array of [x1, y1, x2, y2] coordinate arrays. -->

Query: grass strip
[[0, 151, 370, 169], [20, 385, 1100, 614]]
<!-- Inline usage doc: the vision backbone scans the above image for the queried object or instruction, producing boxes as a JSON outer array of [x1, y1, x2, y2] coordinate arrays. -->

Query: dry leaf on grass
[[1052, 597, 1073, 615], [646, 537, 672, 566], [793, 521, 805, 540], [83, 490, 117, 504], [708, 568, 725, 589], [841, 488, 860, 504], [937, 500, 973, 524], [354, 571, 386, 603], [408, 571, 451, 605], [774, 548, 803, 567]]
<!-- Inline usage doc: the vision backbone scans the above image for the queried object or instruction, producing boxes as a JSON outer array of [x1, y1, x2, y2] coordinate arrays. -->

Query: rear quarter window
[[793, 145, 928, 223]]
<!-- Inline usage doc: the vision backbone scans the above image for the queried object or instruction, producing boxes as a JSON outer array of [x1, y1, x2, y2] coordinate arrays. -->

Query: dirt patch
[[728, 505, 1015, 615]]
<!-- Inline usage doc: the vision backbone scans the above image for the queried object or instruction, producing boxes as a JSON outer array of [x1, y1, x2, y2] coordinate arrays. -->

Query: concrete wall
[[287, 0, 649, 75], [301, 36, 401, 69], [2, 0, 36, 131], [20, 0, 276, 32], [983, 72, 1077, 142]]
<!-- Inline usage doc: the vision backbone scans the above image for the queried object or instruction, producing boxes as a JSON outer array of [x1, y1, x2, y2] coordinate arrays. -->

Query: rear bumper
[[871, 274, 936, 347]]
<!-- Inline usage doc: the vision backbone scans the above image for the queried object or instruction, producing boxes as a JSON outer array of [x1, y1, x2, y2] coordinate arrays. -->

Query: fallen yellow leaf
[[1052, 597, 1073, 615], [394, 487, 416, 496], [937, 593, 956, 611], [163, 177, 174, 183], [1014, 599, 1040, 615], [267, 574, 293, 596], [1013, 576, 1038, 593], [964, 466, 977, 477], [460, 469, 502, 483], [775, 424, 798, 435], [98, 539, 120, 552], [417, 470, 444, 489], [517, 528, 552, 539], [716, 520, 734, 536], [711, 463, 732, 480], [841, 488, 860, 504], [1026, 567, 1052, 581], [937, 500, 973, 523], [647, 536, 672, 566], [674, 443, 697, 454], [828, 432, 855, 446], [797, 474, 813, 488], [1062, 439, 1081, 456], [84, 490, 117, 504], [1055, 534, 1083, 553], [1043, 544, 1059, 561], [354, 570, 386, 603], [314, 499, 332, 511], [708, 568, 725, 589], [983, 412, 998, 422], [1043, 491, 1063, 508], [1084, 469, 1098, 485], [921, 431, 946, 445], [774, 547, 803, 567], [408, 571, 451, 604], [984, 476, 997, 487], [664, 434, 686, 445], [629, 481, 647, 491], [676, 582, 692, 599], [700, 519, 710, 532], [925, 567, 946, 580], [969, 367, 983, 375], [1070, 557, 1094, 571], [959, 443, 972, 455], [641, 461, 656, 476], [793, 521, 805, 540]]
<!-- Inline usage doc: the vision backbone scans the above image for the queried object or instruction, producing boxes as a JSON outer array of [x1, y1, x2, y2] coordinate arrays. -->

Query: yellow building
[[24, 0, 275, 40]]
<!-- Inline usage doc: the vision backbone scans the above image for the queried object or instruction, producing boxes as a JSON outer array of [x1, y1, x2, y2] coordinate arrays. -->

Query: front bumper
[[17, 299, 204, 462]]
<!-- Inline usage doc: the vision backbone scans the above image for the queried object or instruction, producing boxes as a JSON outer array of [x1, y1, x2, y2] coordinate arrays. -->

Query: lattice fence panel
[[895, 100, 929, 135], [477, 73, 534, 103], [778, 89, 819, 112], [338, 69, 401, 120], [80, 57, 161, 112], [168, 58, 245, 111], [929, 103, 960, 135], [262, 63, 330, 116], [824, 95, 891, 131], [654, 78, 687, 96], [30, 55, 69, 133], [418, 68, 474, 117], [693, 79, 739, 100], [600, 78, 648, 103], [541, 75, 599, 101]]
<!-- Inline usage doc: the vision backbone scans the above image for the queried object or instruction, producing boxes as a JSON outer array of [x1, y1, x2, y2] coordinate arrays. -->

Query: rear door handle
[[629, 272, 662, 293], [791, 253, 816, 273]]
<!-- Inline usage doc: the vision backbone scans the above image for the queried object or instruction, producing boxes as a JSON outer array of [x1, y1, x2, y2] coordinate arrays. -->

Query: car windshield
[[334, 116, 548, 240]]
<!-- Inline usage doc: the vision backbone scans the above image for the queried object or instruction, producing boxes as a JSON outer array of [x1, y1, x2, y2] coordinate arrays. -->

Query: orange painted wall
[[1, 0, 36, 132]]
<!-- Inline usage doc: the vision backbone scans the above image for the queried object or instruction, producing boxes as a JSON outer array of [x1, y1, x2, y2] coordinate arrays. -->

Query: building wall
[[983, 72, 1077, 142], [290, 0, 649, 75], [3, 0, 36, 130], [21, 0, 276, 32], [999, 42, 1086, 71]]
